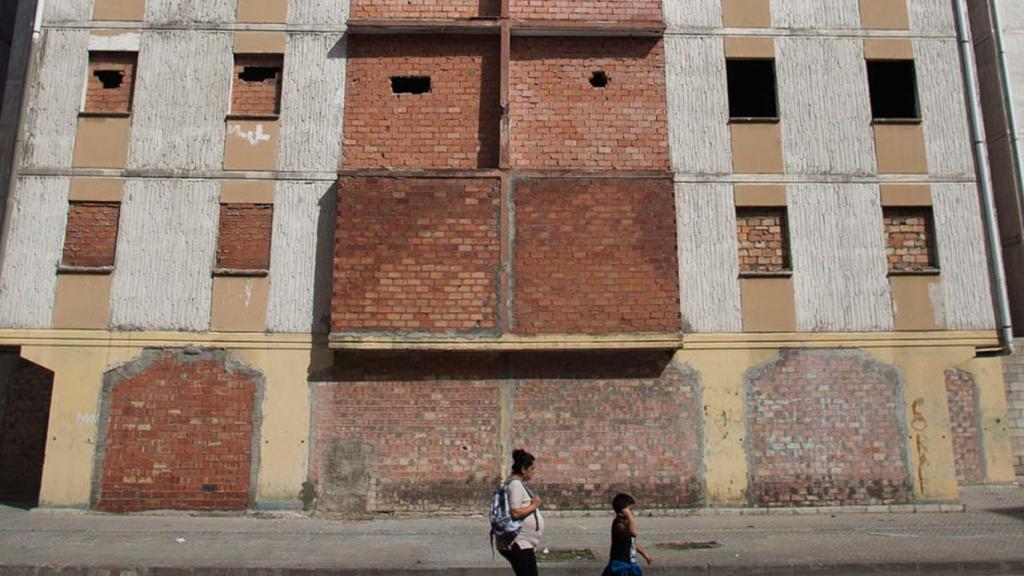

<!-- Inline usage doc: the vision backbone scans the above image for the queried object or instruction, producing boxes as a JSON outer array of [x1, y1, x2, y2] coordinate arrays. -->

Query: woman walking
[[498, 448, 544, 576]]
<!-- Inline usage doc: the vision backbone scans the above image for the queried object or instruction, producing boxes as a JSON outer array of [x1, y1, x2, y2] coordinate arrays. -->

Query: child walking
[[602, 493, 653, 576]]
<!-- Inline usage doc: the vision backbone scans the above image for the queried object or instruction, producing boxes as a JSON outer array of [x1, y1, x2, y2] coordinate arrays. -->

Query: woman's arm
[[508, 482, 542, 520]]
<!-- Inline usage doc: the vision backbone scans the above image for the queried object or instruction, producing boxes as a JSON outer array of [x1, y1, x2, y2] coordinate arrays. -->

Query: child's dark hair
[[511, 448, 535, 474], [612, 493, 636, 513]]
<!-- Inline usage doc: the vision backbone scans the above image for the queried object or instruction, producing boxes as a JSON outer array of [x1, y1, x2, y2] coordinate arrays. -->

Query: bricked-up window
[[231, 55, 283, 116], [84, 52, 137, 114], [736, 207, 790, 274], [216, 203, 273, 273], [726, 59, 778, 119], [867, 60, 920, 121], [61, 201, 120, 269], [884, 207, 938, 272]]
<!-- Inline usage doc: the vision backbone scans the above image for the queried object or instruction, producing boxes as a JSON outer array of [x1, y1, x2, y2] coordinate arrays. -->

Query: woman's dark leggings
[[499, 544, 539, 576]]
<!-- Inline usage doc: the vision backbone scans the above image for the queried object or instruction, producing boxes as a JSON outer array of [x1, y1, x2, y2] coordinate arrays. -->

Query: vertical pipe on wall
[[952, 0, 1014, 354]]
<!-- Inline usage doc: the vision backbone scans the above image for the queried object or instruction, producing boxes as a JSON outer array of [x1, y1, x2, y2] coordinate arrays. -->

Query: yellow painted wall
[[958, 356, 1016, 483]]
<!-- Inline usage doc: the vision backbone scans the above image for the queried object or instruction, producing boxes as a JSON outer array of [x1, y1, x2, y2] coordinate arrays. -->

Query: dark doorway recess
[[0, 357, 54, 509]]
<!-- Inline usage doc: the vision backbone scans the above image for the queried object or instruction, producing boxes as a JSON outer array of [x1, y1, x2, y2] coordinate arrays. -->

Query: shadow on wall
[[312, 183, 337, 335]]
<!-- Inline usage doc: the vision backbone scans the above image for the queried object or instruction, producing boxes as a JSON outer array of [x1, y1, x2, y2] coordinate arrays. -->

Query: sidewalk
[[1, 485, 1022, 576]]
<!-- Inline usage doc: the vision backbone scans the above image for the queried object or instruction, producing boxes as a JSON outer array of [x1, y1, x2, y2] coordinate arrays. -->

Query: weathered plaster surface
[[675, 183, 742, 333], [22, 30, 88, 169], [127, 31, 232, 172], [1001, 33, 1024, 143], [777, 37, 875, 176], [44, 0, 92, 22], [145, 0, 236, 24], [908, 0, 955, 33], [996, 0, 1024, 30], [789, 184, 893, 332], [916, 39, 975, 178], [0, 177, 67, 328], [109, 180, 218, 331], [770, 0, 860, 30], [266, 181, 335, 333], [278, 34, 347, 172], [932, 183, 996, 330], [665, 36, 730, 175], [663, 0, 721, 29], [288, 0, 349, 27]]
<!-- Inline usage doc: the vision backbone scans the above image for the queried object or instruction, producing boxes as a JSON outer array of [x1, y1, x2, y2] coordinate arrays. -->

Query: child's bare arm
[[622, 507, 639, 537], [636, 542, 653, 566]]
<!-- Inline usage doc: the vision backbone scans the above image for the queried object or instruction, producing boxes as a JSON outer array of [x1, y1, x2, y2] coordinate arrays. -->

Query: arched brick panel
[[945, 368, 984, 484]]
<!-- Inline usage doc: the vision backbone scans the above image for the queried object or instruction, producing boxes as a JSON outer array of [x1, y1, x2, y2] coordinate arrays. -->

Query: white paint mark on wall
[[22, 29, 88, 169], [288, 0, 349, 27], [908, 0, 955, 34], [88, 32, 141, 52], [266, 181, 336, 333], [663, 0, 721, 29], [127, 30, 232, 171], [76, 413, 98, 424], [145, 0, 235, 24], [0, 177, 68, 328], [228, 124, 272, 146], [915, 39, 975, 178], [44, 0, 93, 23], [109, 179, 218, 331], [675, 183, 742, 332], [932, 183, 996, 330], [278, 34, 347, 172], [777, 37, 875, 176], [665, 36, 731, 175], [771, 0, 860, 29], [928, 281, 946, 329], [789, 184, 893, 332]]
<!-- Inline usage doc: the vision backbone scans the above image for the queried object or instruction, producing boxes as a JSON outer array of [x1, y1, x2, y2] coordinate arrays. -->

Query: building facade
[[0, 0, 1016, 513]]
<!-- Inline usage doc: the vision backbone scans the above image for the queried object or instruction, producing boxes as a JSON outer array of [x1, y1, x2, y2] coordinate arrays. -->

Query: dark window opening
[[867, 60, 919, 120], [726, 59, 778, 119], [589, 71, 609, 88], [94, 70, 124, 90], [239, 66, 280, 83], [391, 76, 431, 95]]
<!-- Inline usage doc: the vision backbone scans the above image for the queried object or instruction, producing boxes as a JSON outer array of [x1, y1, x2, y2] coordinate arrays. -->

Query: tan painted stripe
[[725, 36, 774, 59], [880, 184, 932, 206], [734, 184, 787, 207], [68, 178, 124, 202], [221, 180, 276, 204], [234, 31, 287, 54], [864, 38, 914, 60]]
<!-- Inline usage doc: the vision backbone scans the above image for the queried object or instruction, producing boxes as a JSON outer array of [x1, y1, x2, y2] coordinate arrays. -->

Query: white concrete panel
[[145, 0, 236, 24], [908, 0, 955, 33], [777, 37, 876, 176], [915, 39, 975, 178], [109, 180, 218, 331], [127, 31, 232, 172], [932, 183, 996, 330], [1003, 33, 1024, 141], [0, 177, 67, 328], [663, 0, 721, 29], [789, 184, 893, 332], [288, 0, 348, 26], [665, 36, 731, 175], [278, 34, 346, 172], [21, 29, 88, 169], [266, 181, 335, 333], [44, 0, 92, 22], [675, 183, 742, 333], [995, 0, 1024, 31], [771, 0, 860, 29]]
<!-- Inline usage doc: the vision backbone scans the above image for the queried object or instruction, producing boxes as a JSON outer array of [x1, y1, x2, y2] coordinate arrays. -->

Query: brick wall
[[231, 55, 282, 116], [736, 208, 789, 274], [333, 177, 500, 333], [746, 350, 913, 507], [61, 201, 120, 268], [0, 361, 53, 504], [508, 0, 662, 20], [513, 178, 679, 334], [350, 0, 500, 19], [945, 369, 984, 485], [509, 38, 668, 170], [883, 208, 937, 272], [217, 203, 273, 271], [343, 36, 500, 169], [1001, 343, 1024, 475], [96, 349, 259, 513], [84, 52, 136, 114]]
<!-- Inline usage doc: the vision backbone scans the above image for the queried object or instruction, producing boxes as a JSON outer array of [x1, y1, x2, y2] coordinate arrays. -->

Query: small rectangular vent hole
[[239, 66, 279, 83], [391, 76, 431, 95], [94, 70, 124, 90]]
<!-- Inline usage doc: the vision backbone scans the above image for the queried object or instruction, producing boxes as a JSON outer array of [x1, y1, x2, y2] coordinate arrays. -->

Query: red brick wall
[[883, 208, 937, 272], [96, 350, 258, 513], [513, 178, 679, 334], [0, 360, 53, 504], [747, 350, 913, 507], [84, 52, 136, 114], [217, 203, 273, 271], [509, 38, 669, 170], [62, 201, 120, 268], [945, 369, 984, 485], [736, 208, 789, 274], [231, 56, 282, 116], [509, 0, 662, 20], [343, 36, 500, 169], [333, 177, 500, 333], [350, 0, 500, 19]]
